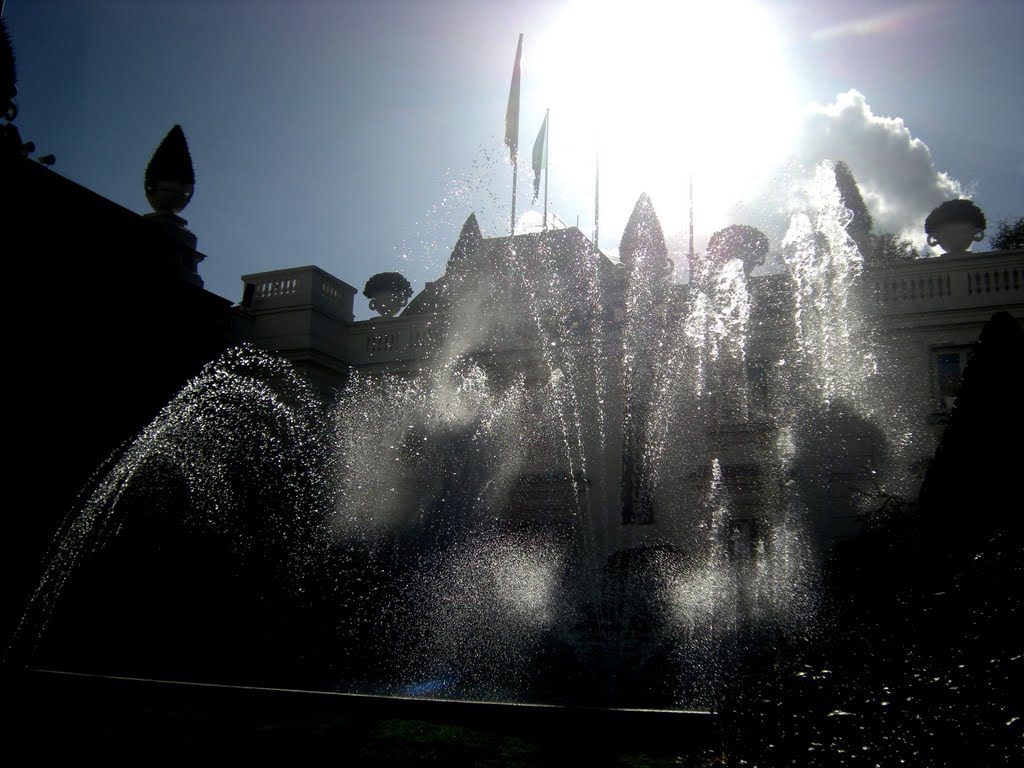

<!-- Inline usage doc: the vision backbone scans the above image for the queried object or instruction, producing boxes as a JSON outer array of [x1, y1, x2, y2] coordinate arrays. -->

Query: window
[[933, 346, 974, 412]]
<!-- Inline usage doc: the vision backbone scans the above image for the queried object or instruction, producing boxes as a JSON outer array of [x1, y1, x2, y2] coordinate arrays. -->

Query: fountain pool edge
[[8, 667, 718, 762]]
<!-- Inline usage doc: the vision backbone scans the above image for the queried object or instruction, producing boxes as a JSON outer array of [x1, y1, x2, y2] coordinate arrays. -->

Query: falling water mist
[[11, 160, 915, 710]]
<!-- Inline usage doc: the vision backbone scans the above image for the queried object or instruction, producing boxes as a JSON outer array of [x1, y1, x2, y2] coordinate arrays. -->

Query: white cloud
[[729, 90, 964, 260], [794, 90, 963, 240]]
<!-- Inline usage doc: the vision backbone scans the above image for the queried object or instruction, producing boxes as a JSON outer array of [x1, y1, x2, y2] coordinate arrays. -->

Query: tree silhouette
[[834, 160, 873, 258], [990, 216, 1023, 250], [720, 317, 1024, 768], [865, 231, 918, 269], [918, 311, 1024, 551]]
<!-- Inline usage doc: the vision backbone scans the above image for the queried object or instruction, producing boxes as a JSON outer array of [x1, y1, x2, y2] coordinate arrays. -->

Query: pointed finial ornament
[[143, 124, 200, 265], [1, 18, 17, 122], [145, 125, 195, 215], [447, 212, 484, 274], [620, 193, 672, 278]]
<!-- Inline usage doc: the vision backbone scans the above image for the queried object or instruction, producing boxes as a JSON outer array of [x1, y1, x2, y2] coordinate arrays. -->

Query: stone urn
[[925, 199, 986, 255], [707, 224, 770, 277], [364, 272, 413, 318], [145, 180, 194, 216], [367, 288, 408, 317]]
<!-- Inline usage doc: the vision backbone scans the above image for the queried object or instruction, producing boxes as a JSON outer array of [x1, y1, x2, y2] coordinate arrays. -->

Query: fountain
[[12, 161, 930, 712]]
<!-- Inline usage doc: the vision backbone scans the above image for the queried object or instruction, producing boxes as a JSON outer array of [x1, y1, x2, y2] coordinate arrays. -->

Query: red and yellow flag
[[504, 34, 523, 162]]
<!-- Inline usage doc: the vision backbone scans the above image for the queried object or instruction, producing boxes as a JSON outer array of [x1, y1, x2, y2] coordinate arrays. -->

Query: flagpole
[[593, 153, 600, 249], [511, 150, 519, 238], [542, 108, 550, 232], [688, 174, 695, 277]]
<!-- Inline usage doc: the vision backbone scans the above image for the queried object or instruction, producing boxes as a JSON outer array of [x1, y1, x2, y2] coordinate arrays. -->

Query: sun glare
[[534, 0, 799, 241]]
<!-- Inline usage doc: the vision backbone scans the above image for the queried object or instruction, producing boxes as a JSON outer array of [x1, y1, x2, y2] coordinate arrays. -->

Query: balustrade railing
[[252, 274, 302, 300], [241, 266, 356, 322], [869, 250, 1023, 316], [240, 251, 1023, 371], [346, 318, 440, 364], [318, 271, 354, 310]]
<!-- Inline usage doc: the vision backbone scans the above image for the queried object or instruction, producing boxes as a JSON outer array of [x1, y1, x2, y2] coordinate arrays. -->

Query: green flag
[[532, 111, 548, 203]]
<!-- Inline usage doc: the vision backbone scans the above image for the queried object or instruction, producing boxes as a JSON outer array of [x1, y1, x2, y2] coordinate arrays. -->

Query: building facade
[[237, 210, 1023, 561]]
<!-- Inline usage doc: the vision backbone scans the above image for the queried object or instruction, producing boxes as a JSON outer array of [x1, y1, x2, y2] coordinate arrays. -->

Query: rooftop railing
[[867, 249, 1023, 316], [241, 266, 356, 322], [343, 316, 443, 365], [239, 251, 1023, 371]]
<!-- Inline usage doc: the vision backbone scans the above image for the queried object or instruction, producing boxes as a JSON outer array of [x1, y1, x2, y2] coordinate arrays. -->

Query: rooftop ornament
[[364, 271, 413, 318], [143, 124, 201, 269], [1, 18, 17, 124], [1, 18, 54, 165], [925, 199, 986, 255], [447, 213, 484, 275], [707, 224, 770, 276], [620, 193, 673, 279], [145, 125, 195, 216]]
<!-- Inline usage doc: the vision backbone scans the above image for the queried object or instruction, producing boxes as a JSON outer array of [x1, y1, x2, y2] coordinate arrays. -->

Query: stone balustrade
[[240, 250, 1023, 376], [241, 265, 356, 323], [868, 249, 1023, 317], [343, 317, 441, 365], [248, 271, 303, 304]]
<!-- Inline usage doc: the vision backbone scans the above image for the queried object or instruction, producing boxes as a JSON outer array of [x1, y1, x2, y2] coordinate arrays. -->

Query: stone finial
[[145, 125, 195, 215], [620, 193, 672, 278], [1, 18, 16, 122], [1, 20, 57, 165], [364, 272, 413, 318], [447, 213, 483, 274], [925, 199, 986, 255]]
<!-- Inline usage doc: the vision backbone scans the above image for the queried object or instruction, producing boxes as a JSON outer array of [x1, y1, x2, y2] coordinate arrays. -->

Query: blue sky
[[4, 0, 1022, 317]]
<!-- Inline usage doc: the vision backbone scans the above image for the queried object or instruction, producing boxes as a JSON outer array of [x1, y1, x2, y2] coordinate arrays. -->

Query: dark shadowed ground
[[6, 669, 719, 767]]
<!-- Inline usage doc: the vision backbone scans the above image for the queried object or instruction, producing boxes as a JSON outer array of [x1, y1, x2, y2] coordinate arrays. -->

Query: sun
[[533, 0, 799, 240]]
